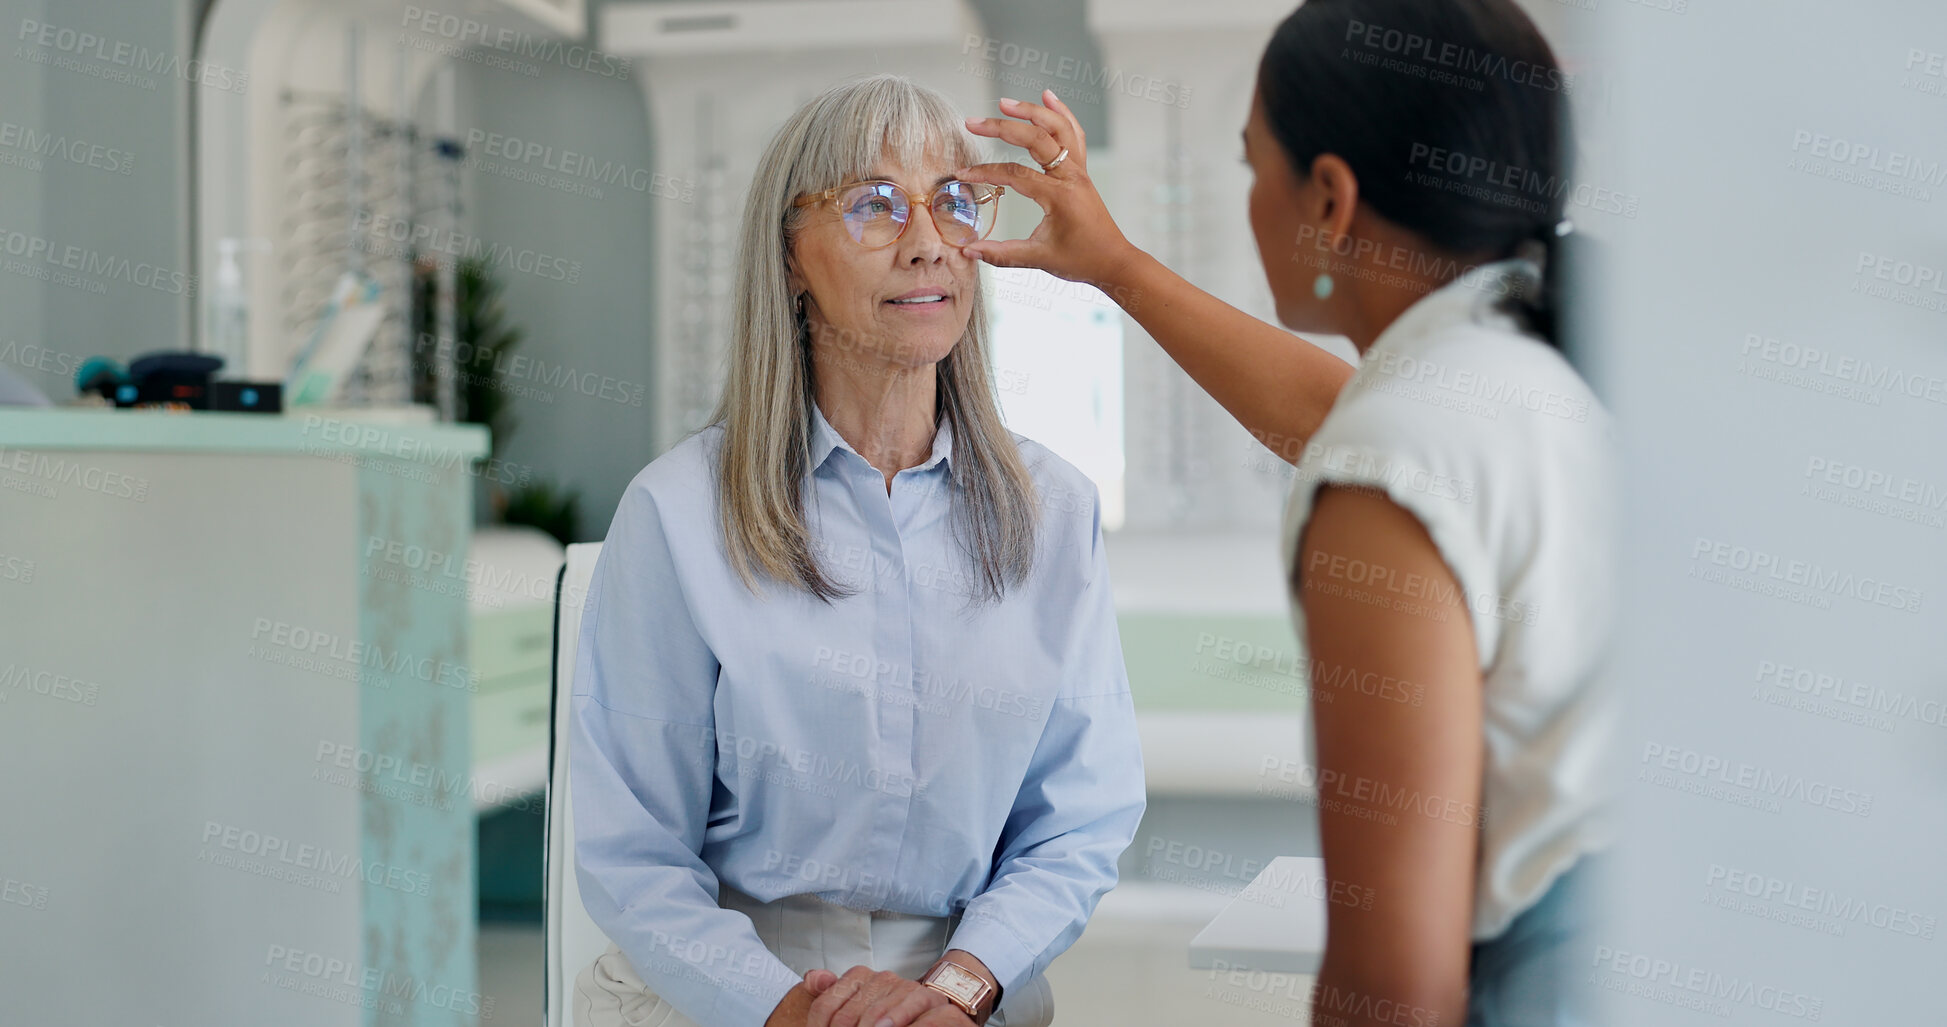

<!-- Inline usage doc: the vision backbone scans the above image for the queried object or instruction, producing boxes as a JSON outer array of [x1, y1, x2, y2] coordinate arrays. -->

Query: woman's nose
[[897, 206, 951, 263]]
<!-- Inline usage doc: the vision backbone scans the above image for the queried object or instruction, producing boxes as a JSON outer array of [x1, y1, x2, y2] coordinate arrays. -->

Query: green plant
[[410, 255, 523, 450], [500, 479, 580, 547], [412, 254, 582, 542]]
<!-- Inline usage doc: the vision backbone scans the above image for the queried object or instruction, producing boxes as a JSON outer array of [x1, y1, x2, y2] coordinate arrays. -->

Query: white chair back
[[544, 541, 609, 1027]]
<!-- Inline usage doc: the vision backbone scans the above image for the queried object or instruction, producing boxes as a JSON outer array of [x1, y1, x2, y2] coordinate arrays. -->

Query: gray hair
[[709, 73, 1039, 604]]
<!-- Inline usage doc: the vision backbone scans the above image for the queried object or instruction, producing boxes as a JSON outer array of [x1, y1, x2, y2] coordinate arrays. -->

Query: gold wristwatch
[[920, 958, 996, 1021]]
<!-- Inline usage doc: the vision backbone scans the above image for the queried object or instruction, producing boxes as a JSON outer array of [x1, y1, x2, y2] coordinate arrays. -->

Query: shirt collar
[[1366, 257, 1540, 360], [808, 400, 954, 476]]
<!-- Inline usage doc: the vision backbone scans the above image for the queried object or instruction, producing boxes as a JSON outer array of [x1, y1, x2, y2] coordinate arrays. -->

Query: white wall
[[1602, 0, 1947, 1021]]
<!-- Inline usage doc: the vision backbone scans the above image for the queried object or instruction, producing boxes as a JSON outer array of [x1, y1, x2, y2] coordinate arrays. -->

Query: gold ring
[[1039, 147, 1069, 173]]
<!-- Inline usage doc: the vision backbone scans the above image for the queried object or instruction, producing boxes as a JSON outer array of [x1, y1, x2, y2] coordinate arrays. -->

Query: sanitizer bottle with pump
[[210, 237, 271, 379]]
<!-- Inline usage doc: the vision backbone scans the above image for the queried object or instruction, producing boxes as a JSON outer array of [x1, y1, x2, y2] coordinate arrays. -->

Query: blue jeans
[[1467, 855, 1605, 1027]]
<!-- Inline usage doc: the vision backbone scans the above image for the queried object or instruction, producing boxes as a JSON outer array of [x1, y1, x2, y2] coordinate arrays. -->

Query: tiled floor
[[479, 920, 547, 1024]]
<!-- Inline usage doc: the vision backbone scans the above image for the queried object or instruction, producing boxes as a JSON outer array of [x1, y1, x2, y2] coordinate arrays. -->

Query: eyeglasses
[[791, 179, 1004, 249]]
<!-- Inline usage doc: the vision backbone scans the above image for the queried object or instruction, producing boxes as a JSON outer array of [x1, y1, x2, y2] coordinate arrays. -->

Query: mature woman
[[568, 75, 1145, 1027], [954, 1, 1613, 1024]]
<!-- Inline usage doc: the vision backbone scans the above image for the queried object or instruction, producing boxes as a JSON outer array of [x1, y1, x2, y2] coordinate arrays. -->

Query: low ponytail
[[1511, 218, 1568, 349]]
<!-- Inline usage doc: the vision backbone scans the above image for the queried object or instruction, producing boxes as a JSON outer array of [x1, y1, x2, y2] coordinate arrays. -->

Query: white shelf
[[1188, 856, 1329, 974], [1137, 711, 1313, 798]]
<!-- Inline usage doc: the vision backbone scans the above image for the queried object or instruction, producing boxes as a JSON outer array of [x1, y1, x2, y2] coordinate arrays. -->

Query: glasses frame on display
[[791, 179, 1006, 249]]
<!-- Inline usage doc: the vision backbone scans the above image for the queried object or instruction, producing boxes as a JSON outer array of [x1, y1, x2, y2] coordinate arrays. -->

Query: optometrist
[[954, 2, 1616, 1025]]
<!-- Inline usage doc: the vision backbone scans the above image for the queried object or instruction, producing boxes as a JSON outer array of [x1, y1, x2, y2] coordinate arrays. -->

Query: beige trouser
[[574, 886, 1054, 1027]]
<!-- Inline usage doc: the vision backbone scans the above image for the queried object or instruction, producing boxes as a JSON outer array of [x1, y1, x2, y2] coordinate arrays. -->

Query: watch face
[[930, 963, 986, 1004]]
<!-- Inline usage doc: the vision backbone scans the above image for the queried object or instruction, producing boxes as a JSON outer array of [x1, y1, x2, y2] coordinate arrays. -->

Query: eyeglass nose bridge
[[792, 180, 1004, 249]]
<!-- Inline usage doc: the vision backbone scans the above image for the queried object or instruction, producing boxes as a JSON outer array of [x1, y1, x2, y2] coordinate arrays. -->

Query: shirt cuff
[[945, 909, 1041, 998], [707, 962, 801, 1027]]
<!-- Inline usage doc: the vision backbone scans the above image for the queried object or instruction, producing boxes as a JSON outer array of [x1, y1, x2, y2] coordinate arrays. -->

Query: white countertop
[[0, 406, 488, 461], [1188, 856, 1330, 974]]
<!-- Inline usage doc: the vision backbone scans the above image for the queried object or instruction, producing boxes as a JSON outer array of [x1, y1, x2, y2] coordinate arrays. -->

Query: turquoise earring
[[1313, 273, 1334, 300]]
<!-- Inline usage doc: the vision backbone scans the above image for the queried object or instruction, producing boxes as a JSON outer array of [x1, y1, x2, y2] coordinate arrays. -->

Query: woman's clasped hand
[[799, 967, 972, 1027]]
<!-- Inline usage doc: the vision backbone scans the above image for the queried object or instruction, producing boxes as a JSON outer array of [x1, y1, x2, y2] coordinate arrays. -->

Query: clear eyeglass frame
[[790, 179, 1005, 249]]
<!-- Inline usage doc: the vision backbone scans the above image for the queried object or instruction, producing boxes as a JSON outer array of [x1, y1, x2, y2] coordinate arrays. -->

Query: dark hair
[[1258, 0, 1575, 351]]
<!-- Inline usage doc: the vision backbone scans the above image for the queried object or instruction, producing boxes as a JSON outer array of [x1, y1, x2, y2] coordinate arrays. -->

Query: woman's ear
[[1307, 153, 1361, 253]]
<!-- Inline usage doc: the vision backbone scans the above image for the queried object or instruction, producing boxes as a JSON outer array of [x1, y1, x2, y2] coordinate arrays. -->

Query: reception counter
[[0, 408, 488, 1027]]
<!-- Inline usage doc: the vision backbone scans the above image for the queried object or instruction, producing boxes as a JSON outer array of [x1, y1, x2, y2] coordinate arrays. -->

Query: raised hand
[[957, 89, 1142, 297]]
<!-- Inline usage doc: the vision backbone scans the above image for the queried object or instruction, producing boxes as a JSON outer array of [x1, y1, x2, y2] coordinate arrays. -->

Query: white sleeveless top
[[1278, 259, 1619, 940]]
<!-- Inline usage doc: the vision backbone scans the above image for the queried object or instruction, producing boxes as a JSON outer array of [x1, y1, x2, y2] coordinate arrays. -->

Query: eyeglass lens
[[837, 182, 995, 247]]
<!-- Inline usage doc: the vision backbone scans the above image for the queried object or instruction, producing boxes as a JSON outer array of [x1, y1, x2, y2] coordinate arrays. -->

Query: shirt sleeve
[[569, 479, 801, 1027], [945, 482, 1147, 996]]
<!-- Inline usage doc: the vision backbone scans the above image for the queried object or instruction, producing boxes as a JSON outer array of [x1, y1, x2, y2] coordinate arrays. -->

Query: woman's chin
[[873, 318, 967, 362]]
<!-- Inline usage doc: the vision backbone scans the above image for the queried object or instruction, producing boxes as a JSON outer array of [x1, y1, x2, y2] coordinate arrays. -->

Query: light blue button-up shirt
[[570, 402, 1146, 1027]]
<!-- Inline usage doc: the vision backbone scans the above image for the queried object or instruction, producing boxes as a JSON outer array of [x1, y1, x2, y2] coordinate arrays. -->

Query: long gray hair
[[709, 74, 1039, 604]]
